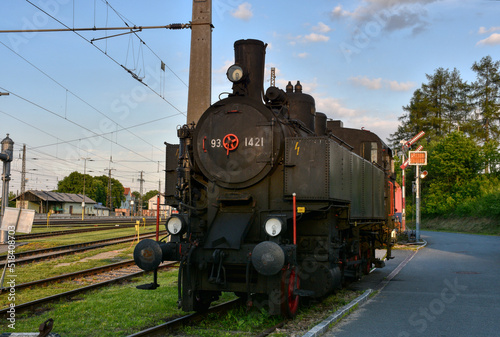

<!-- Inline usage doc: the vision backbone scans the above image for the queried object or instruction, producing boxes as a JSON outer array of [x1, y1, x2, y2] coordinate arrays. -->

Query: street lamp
[[0, 134, 14, 244]]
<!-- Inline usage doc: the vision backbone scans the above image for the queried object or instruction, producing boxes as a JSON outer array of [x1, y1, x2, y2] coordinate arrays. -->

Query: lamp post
[[0, 134, 14, 244]]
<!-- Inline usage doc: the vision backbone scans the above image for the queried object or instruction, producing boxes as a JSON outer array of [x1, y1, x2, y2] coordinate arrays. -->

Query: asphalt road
[[323, 231, 500, 337]]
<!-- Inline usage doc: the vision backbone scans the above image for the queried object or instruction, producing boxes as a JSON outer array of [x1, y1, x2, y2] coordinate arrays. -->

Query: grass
[[6, 270, 182, 337], [407, 217, 500, 236], [178, 289, 361, 337], [0, 242, 136, 308]]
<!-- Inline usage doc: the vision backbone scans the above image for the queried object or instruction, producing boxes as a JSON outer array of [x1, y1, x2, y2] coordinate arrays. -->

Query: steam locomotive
[[134, 39, 396, 317]]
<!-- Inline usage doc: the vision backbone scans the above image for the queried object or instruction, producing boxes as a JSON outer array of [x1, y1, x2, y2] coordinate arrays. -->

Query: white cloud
[[350, 76, 415, 91], [304, 33, 330, 42], [297, 52, 309, 58], [312, 22, 332, 33], [330, 0, 442, 35], [478, 26, 500, 35], [231, 3, 253, 21], [349, 76, 383, 90], [347, 116, 400, 141], [331, 5, 352, 19], [214, 60, 233, 74], [388, 80, 415, 91], [477, 33, 500, 46], [315, 96, 356, 117]]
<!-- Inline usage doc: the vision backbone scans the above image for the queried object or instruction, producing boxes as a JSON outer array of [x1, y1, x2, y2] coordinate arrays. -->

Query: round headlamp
[[165, 215, 185, 235], [227, 64, 245, 83], [265, 217, 284, 237]]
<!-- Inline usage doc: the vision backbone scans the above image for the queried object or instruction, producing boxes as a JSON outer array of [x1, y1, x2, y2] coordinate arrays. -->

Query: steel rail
[[126, 298, 244, 337], [32, 217, 158, 226], [16, 225, 137, 240], [0, 232, 167, 265], [0, 262, 178, 318], [0, 259, 140, 293]]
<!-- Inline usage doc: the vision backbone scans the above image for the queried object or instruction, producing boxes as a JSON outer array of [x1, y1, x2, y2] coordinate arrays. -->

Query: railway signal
[[399, 133, 424, 235], [411, 147, 427, 242]]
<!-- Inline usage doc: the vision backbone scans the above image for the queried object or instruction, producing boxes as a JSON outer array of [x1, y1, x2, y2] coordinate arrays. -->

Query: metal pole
[[401, 152, 406, 232], [0, 161, 10, 243], [416, 165, 421, 242], [0, 134, 14, 244], [156, 193, 160, 241]]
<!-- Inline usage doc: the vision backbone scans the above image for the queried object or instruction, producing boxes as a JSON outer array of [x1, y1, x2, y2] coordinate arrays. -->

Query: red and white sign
[[409, 151, 427, 165]]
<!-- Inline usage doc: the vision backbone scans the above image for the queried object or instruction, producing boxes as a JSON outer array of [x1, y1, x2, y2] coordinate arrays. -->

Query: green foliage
[[143, 190, 159, 209], [131, 190, 159, 209], [57, 171, 125, 208], [392, 55, 500, 221], [411, 132, 500, 218], [8, 191, 16, 207]]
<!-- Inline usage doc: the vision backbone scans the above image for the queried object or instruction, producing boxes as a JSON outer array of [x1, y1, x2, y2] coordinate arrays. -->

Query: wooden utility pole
[[186, 0, 212, 125]]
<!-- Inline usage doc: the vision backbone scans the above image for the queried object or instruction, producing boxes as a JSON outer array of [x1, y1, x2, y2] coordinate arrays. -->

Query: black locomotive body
[[134, 39, 396, 317]]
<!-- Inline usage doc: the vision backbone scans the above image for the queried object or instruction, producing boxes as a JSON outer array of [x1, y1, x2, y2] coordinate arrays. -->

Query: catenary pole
[[186, 0, 212, 125]]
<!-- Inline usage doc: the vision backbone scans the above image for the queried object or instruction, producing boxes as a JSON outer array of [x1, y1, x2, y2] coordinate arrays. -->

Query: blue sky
[[1, 0, 500, 194]]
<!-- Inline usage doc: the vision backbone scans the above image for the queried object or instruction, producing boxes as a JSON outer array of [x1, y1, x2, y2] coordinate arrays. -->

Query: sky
[[1, 0, 500, 195]]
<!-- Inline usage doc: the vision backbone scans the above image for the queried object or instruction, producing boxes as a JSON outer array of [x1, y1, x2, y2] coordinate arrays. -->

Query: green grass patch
[[5, 270, 182, 337], [0, 242, 136, 308], [178, 289, 361, 337], [409, 217, 500, 236], [181, 305, 282, 337]]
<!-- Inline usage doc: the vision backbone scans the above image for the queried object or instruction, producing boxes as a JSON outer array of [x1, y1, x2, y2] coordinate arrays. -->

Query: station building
[[12, 190, 99, 215]]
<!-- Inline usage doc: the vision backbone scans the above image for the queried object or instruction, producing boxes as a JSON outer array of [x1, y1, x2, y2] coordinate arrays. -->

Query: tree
[[57, 171, 125, 209], [132, 190, 159, 210], [470, 56, 500, 173], [389, 67, 472, 147], [423, 132, 484, 215], [143, 190, 159, 209]]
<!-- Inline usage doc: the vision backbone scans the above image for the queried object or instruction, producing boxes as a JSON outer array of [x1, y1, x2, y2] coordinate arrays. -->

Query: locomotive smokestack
[[232, 39, 267, 102]]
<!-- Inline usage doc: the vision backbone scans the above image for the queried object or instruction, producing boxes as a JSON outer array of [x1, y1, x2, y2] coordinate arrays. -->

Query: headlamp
[[265, 217, 284, 237], [165, 215, 186, 235]]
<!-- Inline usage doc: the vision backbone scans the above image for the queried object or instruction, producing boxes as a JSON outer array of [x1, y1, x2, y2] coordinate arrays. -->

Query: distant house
[[115, 187, 135, 216], [146, 194, 171, 218], [93, 203, 110, 216], [13, 190, 97, 215]]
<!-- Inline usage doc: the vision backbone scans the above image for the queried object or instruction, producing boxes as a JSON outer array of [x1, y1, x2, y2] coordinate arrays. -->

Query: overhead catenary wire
[[23, 0, 188, 116], [0, 40, 174, 154], [1, 1, 190, 193], [0, 86, 165, 169]]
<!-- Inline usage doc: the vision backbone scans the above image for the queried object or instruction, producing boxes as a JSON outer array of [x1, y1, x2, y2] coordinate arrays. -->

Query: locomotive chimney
[[232, 39, 267, 102]]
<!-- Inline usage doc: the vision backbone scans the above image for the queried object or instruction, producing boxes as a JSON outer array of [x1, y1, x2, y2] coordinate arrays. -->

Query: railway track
[[0, 231, 168, 265], [0, 259, 140, 293], [32, 217, 157, 227], [0, 262, 178, 318], [126, 298, 244, 337], [16, 224, 138, 240]]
